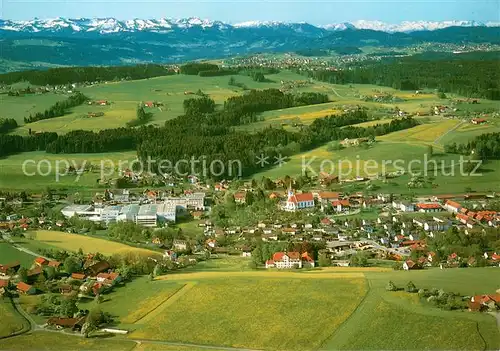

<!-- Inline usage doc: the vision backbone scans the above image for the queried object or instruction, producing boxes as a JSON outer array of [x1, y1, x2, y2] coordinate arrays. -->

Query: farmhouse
[[96, 272, 121, 286], [392, 200, 415, 212], [266, 252, 303, 269], [403, 260, 421, 271], [34, 257, 49, 266], [234, 192, 246, 204], [471, 118, 487, 125], [285, 191, 314, 211], [332, 199, 350, 212], [86, 261, 110, 277], [71, 273, 86, 280], [0, 261, 21, 276], [47, 317, 85, 331], [17, 282, 36, 295], [415, 203, 443, 213], [444, 200, 462, 213]]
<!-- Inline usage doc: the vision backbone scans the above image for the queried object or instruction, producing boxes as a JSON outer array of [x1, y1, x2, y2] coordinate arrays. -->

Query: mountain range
[[0, 17, 498, 34], [0, 17, 499, 72]]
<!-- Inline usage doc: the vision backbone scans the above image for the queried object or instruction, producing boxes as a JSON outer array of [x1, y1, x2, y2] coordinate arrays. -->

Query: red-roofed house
[[444, 200, 462, 213], [71, 273, 86, 280], [332, 199, 350, 212], [301, 252, 315, 268], [415, 203, 443, 213], [17, 282, 35, 295], [403, 260, 421, 270], [34, 257, 48, 267], [0, 279, 10, 295], [456, 213, 469, 224], [0, 261, 21, 276], [234, 192, 246, 204], [96, 272, 121, 285], [285, 191, 314, 212], [320, 217, 331, 226], [48, 261, 62, 269], [471, 118, 487, 125], [270, 252, 303, 269]]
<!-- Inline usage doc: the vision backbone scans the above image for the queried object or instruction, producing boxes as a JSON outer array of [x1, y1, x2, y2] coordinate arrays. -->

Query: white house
[[444, 200, 462, 213], [285, 191, 314, 212], [266, 252, 302, 269], [415, 203, 443, 213]]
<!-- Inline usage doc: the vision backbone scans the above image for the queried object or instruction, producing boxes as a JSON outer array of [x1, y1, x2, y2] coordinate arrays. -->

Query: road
[[131, 339, 262, 351], [433, 120, 466, 144]]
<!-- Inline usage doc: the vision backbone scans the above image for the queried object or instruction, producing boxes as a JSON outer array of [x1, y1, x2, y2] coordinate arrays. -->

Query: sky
[[1, 0, 499, 24]]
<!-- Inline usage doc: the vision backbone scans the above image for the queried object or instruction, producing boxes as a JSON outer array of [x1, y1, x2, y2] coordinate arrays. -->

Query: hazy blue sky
[[1, 0, 499, 24]]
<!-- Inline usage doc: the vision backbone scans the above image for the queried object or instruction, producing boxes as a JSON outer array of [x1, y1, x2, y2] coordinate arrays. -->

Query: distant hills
[[0, 17, 499, 71]]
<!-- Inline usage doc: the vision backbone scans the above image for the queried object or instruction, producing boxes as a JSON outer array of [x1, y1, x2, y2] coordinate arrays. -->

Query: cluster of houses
[[468, 292, 500, 312], [0, 255, 122, 300]]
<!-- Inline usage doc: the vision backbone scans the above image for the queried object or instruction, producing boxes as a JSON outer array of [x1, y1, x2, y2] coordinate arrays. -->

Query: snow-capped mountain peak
[[0, 17, 498, 34]]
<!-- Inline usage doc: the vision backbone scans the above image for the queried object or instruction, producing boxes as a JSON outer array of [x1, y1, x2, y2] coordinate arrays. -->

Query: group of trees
[[426, 226, 500, 263], [24, 92, 88, 124], [300, 58, 500, 100], [127, 105, 153, 127], [0, 118, 18, 133], [0, 64, 176, 86], [444, 132, 500, 159]]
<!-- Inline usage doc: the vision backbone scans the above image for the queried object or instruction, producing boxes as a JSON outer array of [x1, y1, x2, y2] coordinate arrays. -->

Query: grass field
[[28, 230, 161, 257], [0, 242, 37, 267], [324, 268, 500, 350], [13, 71, 311, 134], [78, 276, 184, 327], [0, 150, 137, 191], [0, 299, 28, 338], [0, 332, 136, 351], [131, 277, 367, 350], [111, 267, 499, 351], [0, 92, 68, 125]]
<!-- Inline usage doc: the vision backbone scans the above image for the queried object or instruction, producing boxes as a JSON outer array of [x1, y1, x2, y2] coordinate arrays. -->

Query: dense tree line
[[224, 89, 329, 116], [444, 132, 500, 159], [0, 64, 176, 86], [300, 59, 500, 100], [0, 132, 58, 157], [0, 118, 18, 133], [180, 62, 220, 75], [24, 92, 89, 124], [44, 128, 140, 154], [183, 96, 216, 115], [198, 69, 240, 77], [303, 114, 419, 148]]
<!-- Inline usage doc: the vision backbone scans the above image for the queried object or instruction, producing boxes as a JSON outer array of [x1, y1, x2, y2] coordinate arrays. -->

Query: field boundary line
[[132, 338, 262, 351], [318, 275, 371, 350], [134, 282, 196, 325]]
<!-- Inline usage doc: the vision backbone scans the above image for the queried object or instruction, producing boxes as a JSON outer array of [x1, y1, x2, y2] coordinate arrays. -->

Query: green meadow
[[0, 92, 68, 125], [0, 150, 137, 191], [0, 242, 36, 267]]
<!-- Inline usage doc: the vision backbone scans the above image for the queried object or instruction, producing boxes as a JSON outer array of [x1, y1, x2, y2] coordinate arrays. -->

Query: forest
[[300, 59, 500, 100], [444, 132, 500, 159], [0, 118, 18, 134], [0, 64, 176, 86]]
